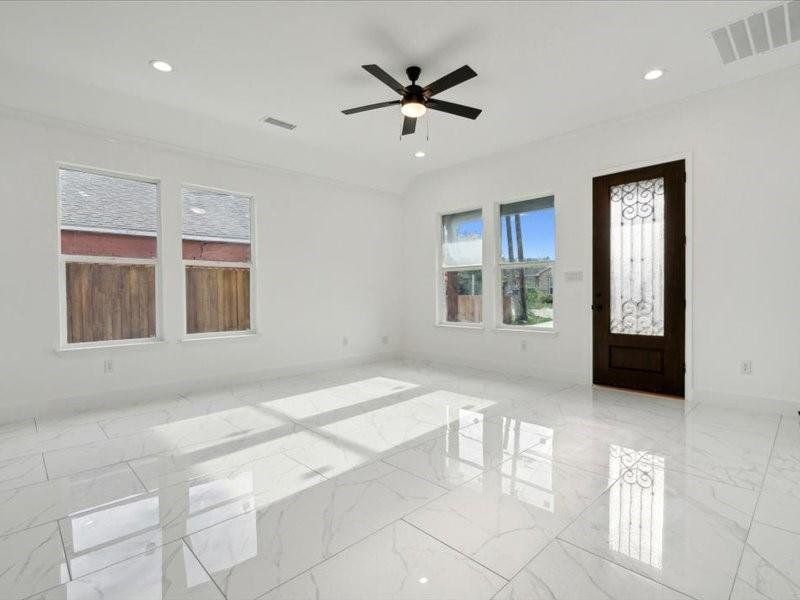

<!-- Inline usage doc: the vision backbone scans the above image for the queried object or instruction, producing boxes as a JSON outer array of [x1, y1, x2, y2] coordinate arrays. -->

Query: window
[[58, 167, 160, 346], [498, 196, 555, 329], [182, 188, 254, 336], [439, 209, 483, 324]]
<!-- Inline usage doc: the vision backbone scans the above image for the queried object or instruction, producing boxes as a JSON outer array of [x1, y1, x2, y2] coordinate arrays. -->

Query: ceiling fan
[[342, 64, 482, 136]]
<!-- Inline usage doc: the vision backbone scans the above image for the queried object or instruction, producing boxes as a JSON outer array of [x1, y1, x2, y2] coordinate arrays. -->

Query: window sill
[[55, 339, 166, 353], [434, 322, 485, 331], [495, 325, 559, 335], [180, 332, 259, 343]]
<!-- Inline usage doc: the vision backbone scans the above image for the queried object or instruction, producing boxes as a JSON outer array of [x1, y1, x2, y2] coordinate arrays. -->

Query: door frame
[[586, 151, 693, 403]]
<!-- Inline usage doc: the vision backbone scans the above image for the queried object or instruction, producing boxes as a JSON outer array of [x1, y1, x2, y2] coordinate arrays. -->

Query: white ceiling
[[1, 1, 799, 193]]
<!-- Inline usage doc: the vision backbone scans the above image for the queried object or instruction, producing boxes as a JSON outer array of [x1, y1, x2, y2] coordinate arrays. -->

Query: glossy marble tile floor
[[0, 359, 797, 600]]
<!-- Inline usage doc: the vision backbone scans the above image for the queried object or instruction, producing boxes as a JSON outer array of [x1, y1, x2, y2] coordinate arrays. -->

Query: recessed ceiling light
[[150, 59, 173, 73], [644, 68, 664, 81], [414, 150, 426, 158], [418, 577, 429, 584], [190, 206, 206, 215]]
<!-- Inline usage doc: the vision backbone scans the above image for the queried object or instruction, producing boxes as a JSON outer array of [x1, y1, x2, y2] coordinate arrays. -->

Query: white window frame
[[435, 206, 485, 329], [56, 164, 164, 350], [180, 184, 258, 341], [494, 194, 558, 333]]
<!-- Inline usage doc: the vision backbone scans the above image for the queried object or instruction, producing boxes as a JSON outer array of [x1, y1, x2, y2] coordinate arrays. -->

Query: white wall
[[402, 65, 800, 405], [0, 110, 403, 421]]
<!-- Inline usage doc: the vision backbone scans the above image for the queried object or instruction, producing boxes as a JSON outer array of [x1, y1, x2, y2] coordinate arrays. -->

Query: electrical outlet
[[740, 360, 753, 375], [520, 339, 527, 352], [381, 335, 389, 346], [342, 336, 349, 347], [103, 359, 114, 374]]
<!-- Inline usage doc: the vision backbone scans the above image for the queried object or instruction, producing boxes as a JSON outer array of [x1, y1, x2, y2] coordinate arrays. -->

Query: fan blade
[[427, 99, 482, 120], [423, 65, 477, 97], [362, 64, 406, 94], [342, 100, 400, 115], [401, 116, 417, 136]]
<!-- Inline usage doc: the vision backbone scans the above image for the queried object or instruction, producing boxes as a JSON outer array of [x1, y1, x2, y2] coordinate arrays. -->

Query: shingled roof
[[59, 169, 250, 242]]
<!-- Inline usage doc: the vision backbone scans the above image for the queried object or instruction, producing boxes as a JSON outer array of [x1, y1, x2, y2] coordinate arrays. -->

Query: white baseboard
[[3, 351, 399, 425], [692, 387, 800, 416], [401, 350, 587, 385]]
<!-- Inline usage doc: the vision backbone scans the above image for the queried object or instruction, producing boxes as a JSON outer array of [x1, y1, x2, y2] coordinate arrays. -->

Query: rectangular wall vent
[[711, 1, 800, 64], [261, 116, 297, 131]]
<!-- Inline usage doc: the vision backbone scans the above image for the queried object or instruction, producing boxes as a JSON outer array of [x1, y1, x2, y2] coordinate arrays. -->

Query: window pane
[[182, 189, 251, 262], [59, 169, 158, 258], [501, 265, 553, 328], [66, 262, 156, 343], [499, 197, 555, 264], [442, 210, 482, 267], [609, 178, 664, 336], [442, 269, 482, 323], [186, 266, 251, 334]]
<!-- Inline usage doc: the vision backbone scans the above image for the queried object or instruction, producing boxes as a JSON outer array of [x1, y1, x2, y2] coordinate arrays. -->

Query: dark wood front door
[[592, 160, 685, 397]]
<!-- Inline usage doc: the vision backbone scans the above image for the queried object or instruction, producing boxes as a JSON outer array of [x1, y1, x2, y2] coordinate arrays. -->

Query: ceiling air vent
[[261, 116, 297, 131], [711, 1, 800, 64]]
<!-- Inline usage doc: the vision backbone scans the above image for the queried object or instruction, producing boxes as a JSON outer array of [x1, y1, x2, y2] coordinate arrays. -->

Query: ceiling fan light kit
[[342, 64, 481, 136]]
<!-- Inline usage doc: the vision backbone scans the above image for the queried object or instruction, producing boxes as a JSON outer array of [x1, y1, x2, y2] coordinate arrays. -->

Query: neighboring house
[[59, 169, 250, 261], [504, 263, 553, 296], [525, 265, 553, 295]]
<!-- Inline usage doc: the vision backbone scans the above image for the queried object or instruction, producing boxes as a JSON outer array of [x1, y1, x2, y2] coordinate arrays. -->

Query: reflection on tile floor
[[0, 359, 795, 599]]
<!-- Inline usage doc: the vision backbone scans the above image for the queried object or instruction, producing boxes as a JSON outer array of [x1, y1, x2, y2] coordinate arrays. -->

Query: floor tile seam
[[133, 457, 431, 565], [0, 419, 38, 446], [0, 474, 170, 540], [210, 516, 419, 599], [142, 440, 330, 491], [3, 453, 147, 495], [34, 399, 189, 436], [670, 406, 781, 440], [39, 423, 271, 480], [637, 460, 765, 493], [55, 519, 73, 582], [56, 522, 185, 584], [518, 451, 621, 481], [749, 518, 800, 537], [407, 451, 645, 590], [96, 420, 112, 440], [124, 460, 149, 492], [497, 450, 649, 585], [40, 451, 50, 481], [201, 464, 462, 597], [279, 451, 340, 481], [377, 457, 465, 494], [130, 420, 392, 492], [399, 517, 511, 584], [553, 537, 704, 600], [182, 536, 230, 600], [727, 413, 782, 600], [0, 514, 68, 542], [668, 424, 781, 450]]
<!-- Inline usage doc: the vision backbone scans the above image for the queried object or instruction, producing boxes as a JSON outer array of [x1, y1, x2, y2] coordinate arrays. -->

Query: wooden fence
[[185, 266, 250, 334], [66, 262, 156, 343]]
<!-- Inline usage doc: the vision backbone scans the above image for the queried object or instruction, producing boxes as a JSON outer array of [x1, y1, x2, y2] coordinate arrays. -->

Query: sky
[[458, 207, 555, 261]]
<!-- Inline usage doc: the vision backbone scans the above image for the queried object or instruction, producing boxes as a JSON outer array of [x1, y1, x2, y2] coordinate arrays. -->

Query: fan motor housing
[[402, 85, 426, 107]]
